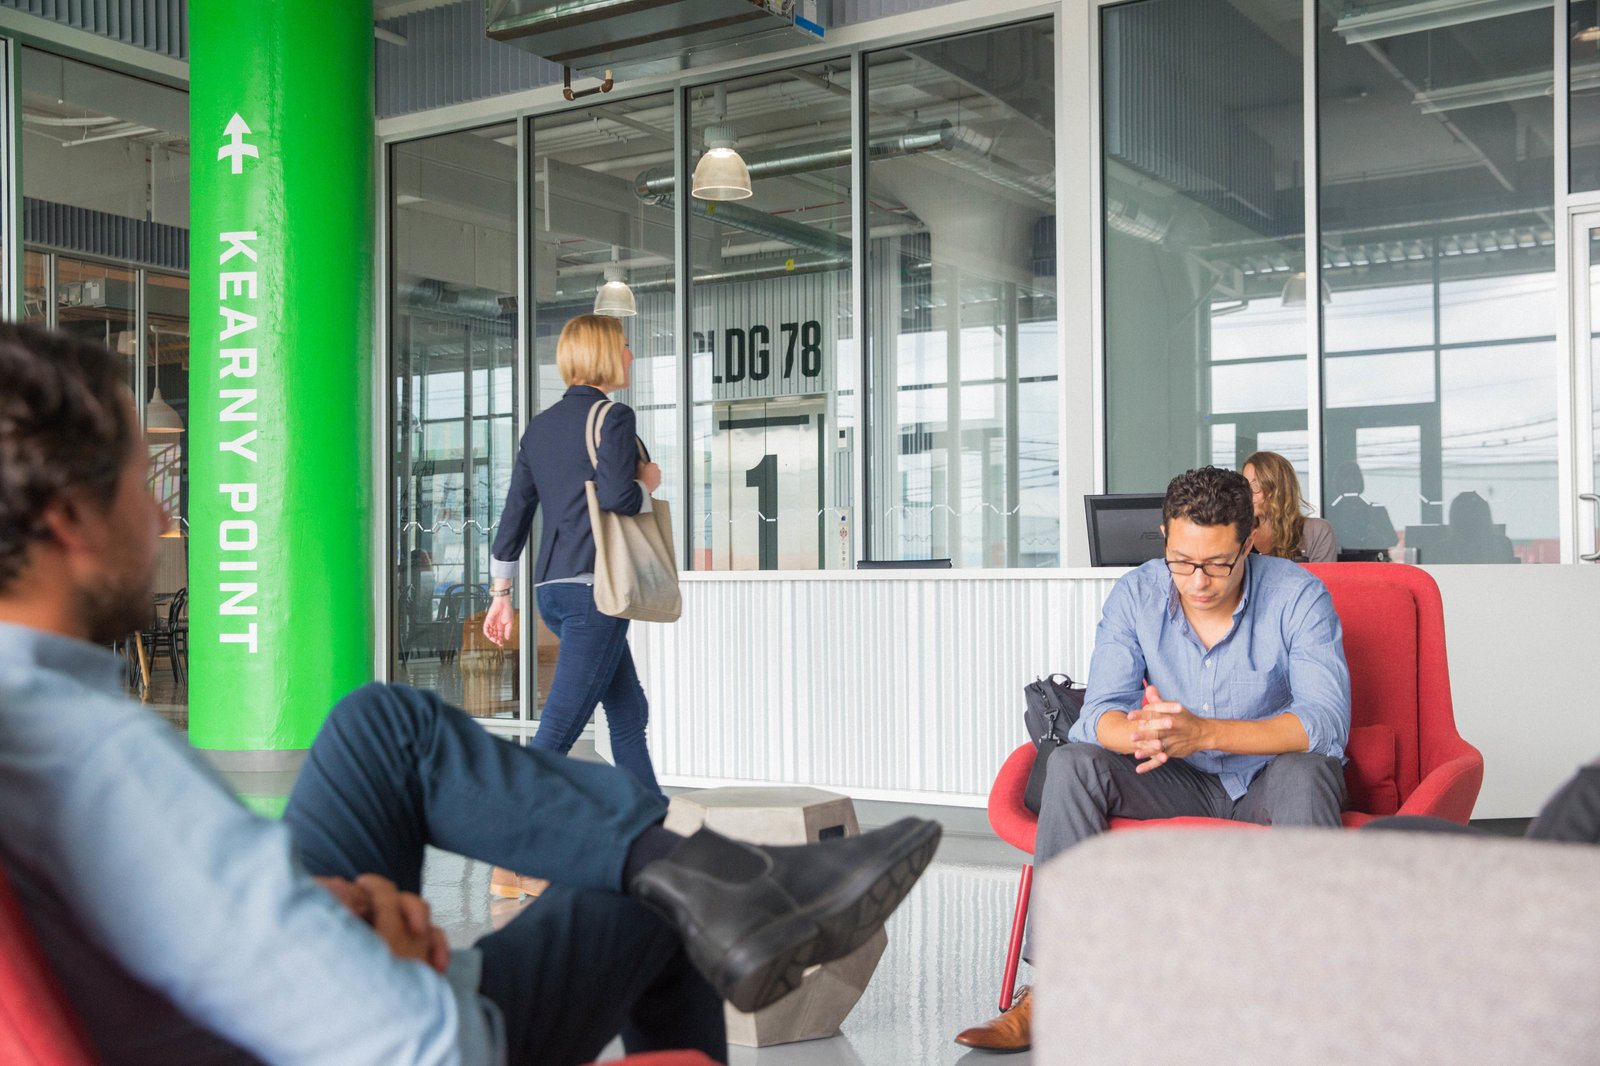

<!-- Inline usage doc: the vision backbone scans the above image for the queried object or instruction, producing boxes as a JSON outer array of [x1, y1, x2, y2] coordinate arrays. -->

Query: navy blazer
[[490, 385, 647, 583]]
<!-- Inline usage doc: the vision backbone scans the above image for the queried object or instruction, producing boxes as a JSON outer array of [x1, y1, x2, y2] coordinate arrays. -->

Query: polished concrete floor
[[421, 801, 1036, 1066]]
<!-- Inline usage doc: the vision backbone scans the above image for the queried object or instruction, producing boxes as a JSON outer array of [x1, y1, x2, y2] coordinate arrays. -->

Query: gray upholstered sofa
[[1034, 828, 1600, 1064]]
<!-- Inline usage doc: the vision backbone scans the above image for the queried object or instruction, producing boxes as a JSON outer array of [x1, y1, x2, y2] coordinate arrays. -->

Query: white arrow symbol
[[218, 114, 259, 175]]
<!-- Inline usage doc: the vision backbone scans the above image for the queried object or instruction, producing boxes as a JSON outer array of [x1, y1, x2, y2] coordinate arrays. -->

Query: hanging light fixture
[[691, 86, 752, 201], [594, 267, 637, 317], [1573, 0, 1600, 42], [1280, 271, 1332, 308], [145, 328, 184, 434], [593, 247, 637, 317]]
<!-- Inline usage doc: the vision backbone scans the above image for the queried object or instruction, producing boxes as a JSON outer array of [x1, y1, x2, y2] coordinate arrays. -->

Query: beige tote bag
[[584, 400, 682, 623]]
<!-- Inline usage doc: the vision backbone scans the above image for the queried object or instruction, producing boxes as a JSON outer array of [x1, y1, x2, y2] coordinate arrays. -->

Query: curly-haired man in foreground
[[0, 322, 939, 1066]]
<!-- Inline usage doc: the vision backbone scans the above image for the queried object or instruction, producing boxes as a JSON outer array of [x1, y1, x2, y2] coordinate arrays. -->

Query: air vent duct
[[485, 0, 826, 80]]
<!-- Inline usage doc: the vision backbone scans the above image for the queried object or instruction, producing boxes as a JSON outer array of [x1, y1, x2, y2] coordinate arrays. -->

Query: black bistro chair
[[142, 588, 188, 686]]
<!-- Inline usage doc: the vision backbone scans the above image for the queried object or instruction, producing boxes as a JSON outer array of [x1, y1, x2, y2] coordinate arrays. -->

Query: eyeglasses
[[1165, 539, 1249, 578]]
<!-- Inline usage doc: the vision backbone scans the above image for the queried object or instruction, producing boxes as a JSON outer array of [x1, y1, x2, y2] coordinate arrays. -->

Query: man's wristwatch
[[489, 587, 512, 598]]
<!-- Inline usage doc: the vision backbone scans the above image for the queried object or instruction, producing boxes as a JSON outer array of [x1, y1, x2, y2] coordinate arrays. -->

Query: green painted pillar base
[[187, 1, 375, 754]]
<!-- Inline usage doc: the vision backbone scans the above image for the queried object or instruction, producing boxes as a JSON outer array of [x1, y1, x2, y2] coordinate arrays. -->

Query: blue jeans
[[535, 581, 661, 795], [283, 683, 725, 1066]]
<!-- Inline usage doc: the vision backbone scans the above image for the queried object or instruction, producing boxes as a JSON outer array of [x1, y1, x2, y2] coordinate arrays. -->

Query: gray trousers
[[1025, 743, 1345, 960]]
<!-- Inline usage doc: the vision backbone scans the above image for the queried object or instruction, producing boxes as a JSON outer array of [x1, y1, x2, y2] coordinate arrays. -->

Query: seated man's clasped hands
[[956, 466, 1352, 1054]]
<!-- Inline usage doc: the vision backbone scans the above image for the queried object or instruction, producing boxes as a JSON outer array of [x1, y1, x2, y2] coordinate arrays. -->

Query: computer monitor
[[1085, 493, 1167, 568]]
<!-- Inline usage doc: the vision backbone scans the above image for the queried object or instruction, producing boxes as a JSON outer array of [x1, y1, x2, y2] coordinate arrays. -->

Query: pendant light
[[145, 328, 184, 434], [1280, 271, 1332, 308], [691, 86, 752, 201], [593, 247, 637, 317]]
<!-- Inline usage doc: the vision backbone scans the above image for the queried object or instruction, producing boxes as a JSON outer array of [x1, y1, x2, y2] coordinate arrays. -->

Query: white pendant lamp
[[593, 247, 637, 317], [145, 329, 183, 434], [594, 267, 637, 317], [1280, 271, 1332, 308], [691, 86, 752, 202]]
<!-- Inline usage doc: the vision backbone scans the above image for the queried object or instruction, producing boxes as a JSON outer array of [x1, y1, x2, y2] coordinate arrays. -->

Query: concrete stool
[[664, 786, 887, 1047]]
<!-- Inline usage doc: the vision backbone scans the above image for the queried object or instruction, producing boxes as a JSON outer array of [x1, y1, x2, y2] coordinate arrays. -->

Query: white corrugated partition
[[627, 571, 1120, 806]]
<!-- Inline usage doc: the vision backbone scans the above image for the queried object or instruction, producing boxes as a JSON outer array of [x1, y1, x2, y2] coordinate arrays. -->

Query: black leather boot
[[629, 817, 941, 1012]]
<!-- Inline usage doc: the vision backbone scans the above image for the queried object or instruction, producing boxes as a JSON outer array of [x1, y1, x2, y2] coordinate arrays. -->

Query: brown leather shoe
[[489, 866, 548, 900], [954, 985, 1031, 1052]]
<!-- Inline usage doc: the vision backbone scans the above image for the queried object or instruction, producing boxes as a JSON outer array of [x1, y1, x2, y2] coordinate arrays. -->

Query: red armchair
[[986, 563, 1483, 1010], [0, 866, 96, 1066]]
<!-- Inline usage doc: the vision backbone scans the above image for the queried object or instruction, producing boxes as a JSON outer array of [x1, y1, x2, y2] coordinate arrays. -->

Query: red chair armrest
[[588, 1053, 719, 1066], [1395, 746, 1484, 823], [987, 743, 1039, 854]]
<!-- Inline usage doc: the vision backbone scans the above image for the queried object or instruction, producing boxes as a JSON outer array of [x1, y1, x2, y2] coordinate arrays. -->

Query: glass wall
[[531, 91, 678, 521], [19, 47, 189, 228], [16, 46, 192, 703], [686, 64, 855, 571], [1589, 225, 1600, 551], [1319, 0, 1556, 564], [1576, 0, 1600, 192], [1102, 0, 1561, 564], [527, 93, 677, 713], [391, 122, 521, 716], [866, 21, 1060, 567], [1103, 0, 1309, 498]]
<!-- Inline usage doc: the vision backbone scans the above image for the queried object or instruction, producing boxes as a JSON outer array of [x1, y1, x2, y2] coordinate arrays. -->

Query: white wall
[[626, 565, 1600, 819], [1429, 564, 1600, 819]]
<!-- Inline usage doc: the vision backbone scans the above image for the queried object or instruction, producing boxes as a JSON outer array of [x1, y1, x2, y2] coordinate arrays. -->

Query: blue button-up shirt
[[1067, 555, 1351, 799], [0, 623, 503, 1065]]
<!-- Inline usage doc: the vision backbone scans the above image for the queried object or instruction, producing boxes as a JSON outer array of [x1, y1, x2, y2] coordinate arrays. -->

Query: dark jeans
[[283, 683, 725, 1066], [535, 581, 660, 795]]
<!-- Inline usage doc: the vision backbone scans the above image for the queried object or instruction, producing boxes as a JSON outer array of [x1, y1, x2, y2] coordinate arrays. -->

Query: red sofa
[[986, 562, 1484, 1009]]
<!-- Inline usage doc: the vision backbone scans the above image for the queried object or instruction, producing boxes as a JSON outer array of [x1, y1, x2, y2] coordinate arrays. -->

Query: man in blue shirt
[[0, 323, 940, 1065], [956, 466, 1351, 1053]]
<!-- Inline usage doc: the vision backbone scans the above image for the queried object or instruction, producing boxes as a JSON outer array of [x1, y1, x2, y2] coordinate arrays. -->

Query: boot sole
[[716, 819, 942, 1013]]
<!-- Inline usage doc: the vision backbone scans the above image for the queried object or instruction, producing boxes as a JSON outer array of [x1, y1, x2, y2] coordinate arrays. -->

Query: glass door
[[1580, 212, 1600, 560]]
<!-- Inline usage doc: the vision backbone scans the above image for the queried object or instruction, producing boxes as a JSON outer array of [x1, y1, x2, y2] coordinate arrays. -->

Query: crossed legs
[[282, 682, 724, 1065]]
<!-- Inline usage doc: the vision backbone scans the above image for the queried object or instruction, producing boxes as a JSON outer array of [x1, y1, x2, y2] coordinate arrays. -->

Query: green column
[[187, 1, 374, 760]]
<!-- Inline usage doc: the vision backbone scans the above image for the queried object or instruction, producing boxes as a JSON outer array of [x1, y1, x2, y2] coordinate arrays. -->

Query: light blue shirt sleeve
[[1069, 575, 1149, 746], [43, 714, 503, 1066], [1282, 581, 1351, 760]]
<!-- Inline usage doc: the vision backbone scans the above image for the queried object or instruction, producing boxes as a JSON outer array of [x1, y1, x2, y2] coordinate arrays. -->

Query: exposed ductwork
[[397, 279, 516, 323], [485, 0, 825, 80], [634, 186, 851, 258]]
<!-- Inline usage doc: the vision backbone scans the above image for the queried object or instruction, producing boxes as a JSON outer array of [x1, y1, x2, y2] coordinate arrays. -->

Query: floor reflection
[[424, 826, 1035, 1066]]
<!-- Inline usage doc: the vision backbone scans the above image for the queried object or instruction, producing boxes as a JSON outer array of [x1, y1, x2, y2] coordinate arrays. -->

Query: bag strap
[[585, 400, 614, 471], [587, 399, 651, 469], [1047, 673, 1076, 703], [1033, 674, 1077, 741]]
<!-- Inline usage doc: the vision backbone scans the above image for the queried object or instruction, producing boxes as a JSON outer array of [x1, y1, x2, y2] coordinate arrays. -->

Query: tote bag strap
[[585, 399, 615, 470], [587, 399, 651, 466]]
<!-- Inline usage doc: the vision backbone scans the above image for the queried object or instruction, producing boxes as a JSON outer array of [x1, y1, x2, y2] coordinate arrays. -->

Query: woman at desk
[[480, 315, 664, 898], [1242, 450, 1338, 563]]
